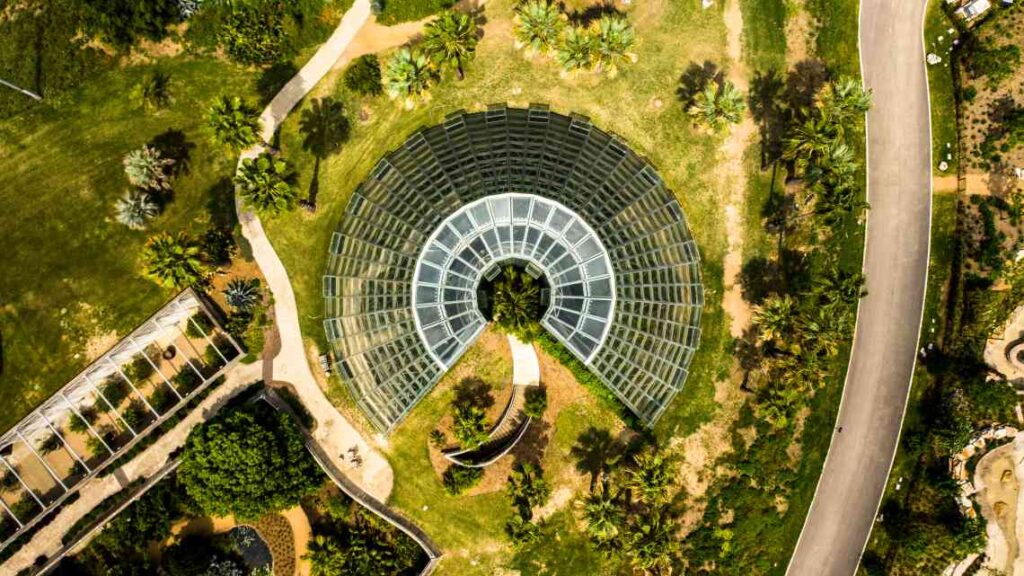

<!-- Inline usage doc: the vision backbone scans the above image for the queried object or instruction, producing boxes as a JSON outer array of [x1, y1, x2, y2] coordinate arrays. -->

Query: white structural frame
[[411, 193, 616, 370]]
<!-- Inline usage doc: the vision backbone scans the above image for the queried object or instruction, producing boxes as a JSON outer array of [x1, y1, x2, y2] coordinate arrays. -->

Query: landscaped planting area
[[266, 0, 868, 572]]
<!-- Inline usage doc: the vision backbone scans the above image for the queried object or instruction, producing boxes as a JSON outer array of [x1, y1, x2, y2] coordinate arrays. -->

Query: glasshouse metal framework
[[323, 105, 704, 432], [0, 289, 243, 549]]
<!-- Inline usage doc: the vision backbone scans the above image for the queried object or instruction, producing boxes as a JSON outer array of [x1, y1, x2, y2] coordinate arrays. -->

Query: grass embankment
[[859, 193, 958, 570], [0, 58, 259, 430], [923, 0, 960, 178]]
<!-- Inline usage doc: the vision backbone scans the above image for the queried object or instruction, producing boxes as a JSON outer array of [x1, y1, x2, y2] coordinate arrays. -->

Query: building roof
[[323, 105, 704, 432]]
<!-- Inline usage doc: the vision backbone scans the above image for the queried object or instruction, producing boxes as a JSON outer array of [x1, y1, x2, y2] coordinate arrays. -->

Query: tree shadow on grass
[[256, 61, 299, 107], [570, 427, 633, 492], [453, 377, 495, 411], [148, 128, 195, 177], [676, 60, 724, 110]]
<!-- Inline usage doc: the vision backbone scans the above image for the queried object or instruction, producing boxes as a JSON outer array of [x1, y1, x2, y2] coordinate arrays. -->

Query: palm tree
[[234, 152, 298, 216], [142, 232, 209, 289], [594, 15, 637, 77], [383, 48, 437, 108], [115, 189, 160, 230], [624, 510, 679, 574], [513, 0, 564, 58], [206, 96, 261, 150], [817, 76, 872, 127], [423, 10, 478, 80], [753, 294, 797, 345], [507, 462, 552, 511], [783, 116, 837, 163], [628, 450, 673, 505], [492, 265, 541, 340], [123, 145, 174, 190], [689, 81, 746, 131], [582, 487, 624, 543], [131, 69, 172, 111], [223, 277, 262, 311], [556, 26, 595, 75], [505, 514, 541, 545]]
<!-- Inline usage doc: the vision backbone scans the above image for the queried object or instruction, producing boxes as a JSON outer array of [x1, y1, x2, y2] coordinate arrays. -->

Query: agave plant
[[594, 15, 637, 77], [142, 232, 209, 289], [123, 145, 174, 190], [206, 96, 261, 150], [383, 48, 437, 108], [556, 26, 595, 75], [223, 277, 262, 311], [234, 152, 297, 216], [513, 0, 564, 58], [115, 189, 160, 230], [423, 10, 478, 80], [688, 81, 746, 131]]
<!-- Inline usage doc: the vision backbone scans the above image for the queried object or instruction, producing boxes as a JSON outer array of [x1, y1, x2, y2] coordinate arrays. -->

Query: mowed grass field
[[0, 57, 259, 429]]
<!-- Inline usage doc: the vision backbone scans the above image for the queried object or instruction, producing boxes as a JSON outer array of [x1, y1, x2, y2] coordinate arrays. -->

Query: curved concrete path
[[234, 0, 399, 502], [786, 0, 933, 573]]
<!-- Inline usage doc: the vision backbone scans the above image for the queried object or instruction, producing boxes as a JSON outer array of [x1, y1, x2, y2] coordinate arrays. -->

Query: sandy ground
[[785, 0, 811, 68], [975, 440, 1021, 574], [719, 0, 756, 338]]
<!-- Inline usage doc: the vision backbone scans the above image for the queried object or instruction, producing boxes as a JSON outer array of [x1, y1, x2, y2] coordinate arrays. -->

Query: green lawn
[[923, 0, 961, 177], [0, 57, 260, 429]]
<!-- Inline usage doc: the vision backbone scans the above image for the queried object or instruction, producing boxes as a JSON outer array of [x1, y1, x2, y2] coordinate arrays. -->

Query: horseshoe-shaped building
[[323, 105, 703, 432]]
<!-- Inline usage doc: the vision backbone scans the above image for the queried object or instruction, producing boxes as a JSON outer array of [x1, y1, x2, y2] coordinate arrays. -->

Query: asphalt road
[[786, 0, 933, 574]]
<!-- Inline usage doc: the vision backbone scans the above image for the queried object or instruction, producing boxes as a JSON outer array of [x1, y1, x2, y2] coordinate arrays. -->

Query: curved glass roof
[[413, 194, 615, 368], [323, 105, 703, 432]]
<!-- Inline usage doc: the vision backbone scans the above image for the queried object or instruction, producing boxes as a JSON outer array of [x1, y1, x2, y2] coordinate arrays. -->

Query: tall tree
[[582, 487, 624, 544], [206, 96, 261, 150], [423, 10, 478, 80], [178, 403, 322, 521], [234, 152, 298, 216], [513, 0, 564, 58], [141, 232, 209, 288], [627, 450, 673, 505], [753, 294, 797, 346], [817, 76, 872, 128]]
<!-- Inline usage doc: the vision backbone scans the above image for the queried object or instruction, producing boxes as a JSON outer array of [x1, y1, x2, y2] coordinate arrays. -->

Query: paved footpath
[[786, 0, 933, 573], [0, 363, 263, 574], [234, 0, 396, 502]]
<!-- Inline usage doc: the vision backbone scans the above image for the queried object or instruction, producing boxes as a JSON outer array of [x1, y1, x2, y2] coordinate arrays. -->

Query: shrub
[[206, 96, 261, 151], [123, 355, 156, 383], [79, 0, 180, 47], [234, 152, 299, 216], [178, 403, 323, 521], [99, 377, 130, 408], [429, 428, 447, 448], [218, 2, 289, 65], [141, 231, 210, 289], [122, 399, 151, 430], [523, 386, 547, 419], [123, 145, 174, 191], [442, 465, 483, 495], [452, 404, 489, 449], [148, 385, 177, 414], [185, 313, 215, 339], [173, 368, 203, 395], [344, 55, 384, 96], [201, 227, 237, 266]]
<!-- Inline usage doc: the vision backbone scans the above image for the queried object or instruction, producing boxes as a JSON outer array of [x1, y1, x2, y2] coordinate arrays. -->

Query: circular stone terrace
[[322, 104, 704, 432]]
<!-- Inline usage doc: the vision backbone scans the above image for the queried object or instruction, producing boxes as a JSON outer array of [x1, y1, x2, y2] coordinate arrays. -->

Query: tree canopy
[[179, 403, 322, 521]]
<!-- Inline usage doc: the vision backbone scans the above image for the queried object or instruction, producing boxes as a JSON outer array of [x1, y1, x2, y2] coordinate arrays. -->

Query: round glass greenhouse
[[323, 105, 704, 432]]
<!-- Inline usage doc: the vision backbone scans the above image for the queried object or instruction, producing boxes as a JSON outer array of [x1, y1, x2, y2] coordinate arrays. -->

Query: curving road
[[786, 0, 933, 574]]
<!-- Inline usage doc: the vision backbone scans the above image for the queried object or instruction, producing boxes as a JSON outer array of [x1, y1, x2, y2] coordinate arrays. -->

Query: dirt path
[[282, 507, 312, 576], [720, 0, 756, 338]]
